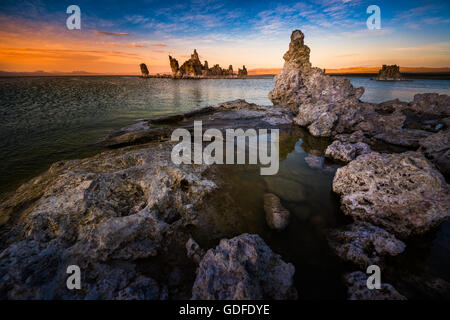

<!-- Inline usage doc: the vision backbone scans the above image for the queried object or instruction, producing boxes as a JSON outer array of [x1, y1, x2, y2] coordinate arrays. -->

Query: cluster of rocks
[[376, 64, 404, 81], [270, 30, 450, 299], [269, 31, 450, 155], [0, 100, 297, 300], [169, 49, 247, 78]]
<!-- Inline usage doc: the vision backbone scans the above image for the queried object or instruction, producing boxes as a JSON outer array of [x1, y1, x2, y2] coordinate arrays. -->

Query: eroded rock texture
[[325, 140, 371, 163], [407, 93, 450, 117], [269, 30, 364, 134], [328, 222, 405, 268], [191, 234, 297, 300], [332, 152, 450, 238], [0, 142, 217, 299]]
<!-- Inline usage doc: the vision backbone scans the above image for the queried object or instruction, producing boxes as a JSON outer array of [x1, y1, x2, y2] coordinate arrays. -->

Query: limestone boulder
[[191, 234, 297, 300], [332, 151, 450, 238]]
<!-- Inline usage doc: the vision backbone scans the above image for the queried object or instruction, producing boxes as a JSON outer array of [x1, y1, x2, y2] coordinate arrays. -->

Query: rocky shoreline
[[0, 30, 449, 300], [269, 30, 450, 299]]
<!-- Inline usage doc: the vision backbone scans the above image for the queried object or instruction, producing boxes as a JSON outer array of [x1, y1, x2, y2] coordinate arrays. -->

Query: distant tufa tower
[[140, 63, 149, 77], [238, 65, 247, 77], [376, 65, 404, 81], [168, 49, 248, 78]]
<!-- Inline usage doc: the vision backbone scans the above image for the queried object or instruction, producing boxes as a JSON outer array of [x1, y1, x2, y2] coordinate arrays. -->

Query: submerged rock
[[263, 193, 290, 231], [191, 234, 297, 300], [344, 271, 407, 300], [328, 222, 405, 268], [333, 151, 450, 238], [304, 155, 324, 170], [264, 176, 306, 202]]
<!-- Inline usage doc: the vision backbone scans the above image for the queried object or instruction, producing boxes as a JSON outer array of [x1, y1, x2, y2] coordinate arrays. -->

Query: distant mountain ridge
[[0, 70, 100, 76], [248, 67, 450, 76], [2, 66, 449, 77]]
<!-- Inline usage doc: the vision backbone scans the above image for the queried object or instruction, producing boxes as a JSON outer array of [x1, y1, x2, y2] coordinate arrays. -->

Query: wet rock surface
[[333, 151, 450, 238], [100, 99, 293, 148], [191, 234, 297, 300], [328, 222, 405, 268], [344, 271, 407, 300]]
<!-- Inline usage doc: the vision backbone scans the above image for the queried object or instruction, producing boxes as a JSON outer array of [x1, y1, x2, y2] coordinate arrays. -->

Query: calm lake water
[[1, 76, 449, 196], [0, 76, 449, 298]]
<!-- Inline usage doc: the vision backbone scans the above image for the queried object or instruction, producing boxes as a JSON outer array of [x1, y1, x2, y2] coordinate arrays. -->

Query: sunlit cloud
[[0, 0, 448, 73], [93, 30, 130, 36]]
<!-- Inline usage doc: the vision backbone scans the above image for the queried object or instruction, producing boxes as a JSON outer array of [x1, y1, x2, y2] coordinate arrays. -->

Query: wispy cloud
[[93, 30, 130, 36], [151, 43, 167, 47], [124, 15, 150, 24]]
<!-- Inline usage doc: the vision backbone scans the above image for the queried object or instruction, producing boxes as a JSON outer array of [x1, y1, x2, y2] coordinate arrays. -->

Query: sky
[[0, 0, 449, 74]]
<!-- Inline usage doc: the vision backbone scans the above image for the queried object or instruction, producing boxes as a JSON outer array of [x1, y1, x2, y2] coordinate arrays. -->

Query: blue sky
[[0, 0, 449, 73]]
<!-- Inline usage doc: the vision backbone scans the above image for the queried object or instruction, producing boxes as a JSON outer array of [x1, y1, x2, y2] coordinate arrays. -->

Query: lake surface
[[1, 76, 449, 197], [0, 76, 449, 298]]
